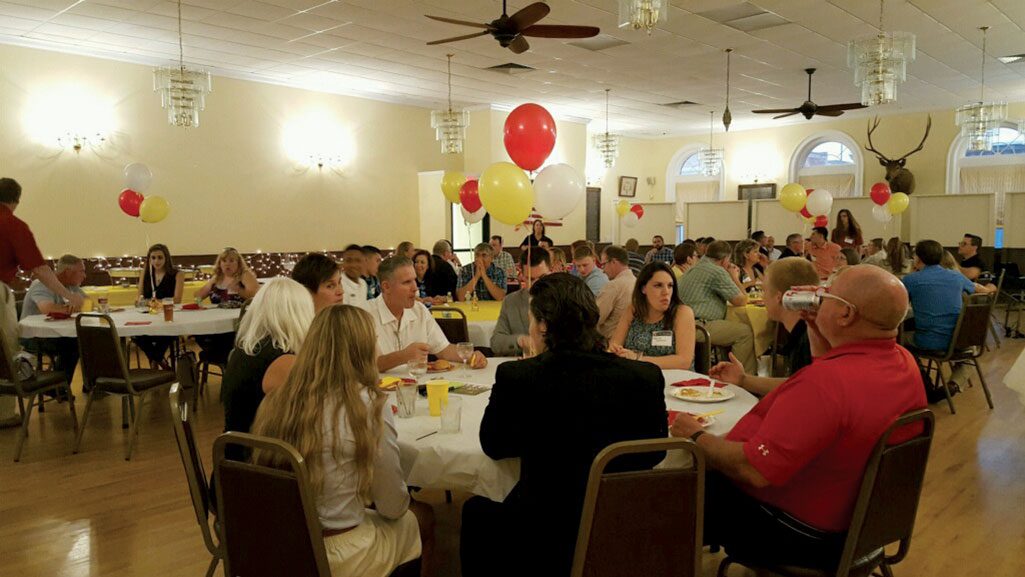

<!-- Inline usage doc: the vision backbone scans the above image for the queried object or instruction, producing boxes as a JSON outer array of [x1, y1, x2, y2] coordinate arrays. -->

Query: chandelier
[[153, 0, 211, 127], [593, 89, 619, 168], [618, 0, 666, 35], [431, 54, 470, 154], [955, 26, 1007, 152], [699, 111, 723, 177], [847, 0, 915, 106]]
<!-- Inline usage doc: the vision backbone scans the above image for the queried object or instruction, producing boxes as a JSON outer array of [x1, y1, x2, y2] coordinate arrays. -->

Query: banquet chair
[[199, 298, 252, 393], [169, 382, 222, 577], [717, 409, 934, 577], [0, 335, 77, 462], [213, 432, 422, 577], [915, 296, 994, 415], [431, 306, 470, 344], [693, 325, 712, 375], [571, 438, 705, 577], [74, 313, 177, 460]]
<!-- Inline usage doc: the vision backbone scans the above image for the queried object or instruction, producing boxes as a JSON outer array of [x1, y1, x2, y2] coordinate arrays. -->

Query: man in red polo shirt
[[805, 226, 842, 280], [671, 264, 926, 569], [1, 177, 85, 425]]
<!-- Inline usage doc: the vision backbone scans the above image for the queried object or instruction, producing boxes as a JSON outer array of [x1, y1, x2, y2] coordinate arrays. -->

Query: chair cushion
[[0, 371, 68, 395], [96, 369, 175, 393]]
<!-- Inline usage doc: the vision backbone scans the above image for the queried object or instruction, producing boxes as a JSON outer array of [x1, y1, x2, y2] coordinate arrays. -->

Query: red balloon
[[630, 204, 644, 218], [459, 179, 482, 213], [800, 206, 813, 219], [503, 103, 557, 172], [870, 182, 891, 206], [814, 215, 829, 228], [119, 188, 144, 217]]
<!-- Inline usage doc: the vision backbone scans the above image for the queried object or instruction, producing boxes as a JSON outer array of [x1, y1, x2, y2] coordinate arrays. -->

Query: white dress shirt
[[370, 297, 450, 356], [342, 274, 369, 310]]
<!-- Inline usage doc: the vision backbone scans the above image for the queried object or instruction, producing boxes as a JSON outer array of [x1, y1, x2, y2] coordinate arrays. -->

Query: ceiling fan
[[425, 1, 599, 54], [752, 68, 866, 120]]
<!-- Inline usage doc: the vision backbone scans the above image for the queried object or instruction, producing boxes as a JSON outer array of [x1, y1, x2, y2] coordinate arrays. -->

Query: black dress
[[460, 350, 668, 577], [221, 338, 287, 460], [134, 269, 179, 364], [520, 234, 554, 248]]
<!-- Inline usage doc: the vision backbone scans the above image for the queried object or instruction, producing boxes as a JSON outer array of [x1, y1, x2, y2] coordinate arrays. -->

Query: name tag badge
[[651, 330, 673, 348], [845, 237, 854, 245]]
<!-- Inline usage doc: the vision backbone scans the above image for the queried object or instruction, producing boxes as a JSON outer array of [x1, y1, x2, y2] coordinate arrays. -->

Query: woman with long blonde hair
[[251, 304, 430, 577], [196, 247, 260, 305]]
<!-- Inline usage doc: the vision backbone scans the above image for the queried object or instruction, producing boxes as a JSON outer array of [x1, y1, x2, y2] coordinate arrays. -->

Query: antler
[[897, 114, 932, 162], [865, 116, 891, 161]]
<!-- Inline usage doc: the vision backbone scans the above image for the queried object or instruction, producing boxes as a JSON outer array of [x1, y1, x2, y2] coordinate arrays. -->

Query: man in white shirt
[[341, 244, 369, 310], [862, 238, 888, 268], [766, 236, 782, 261], [595, 246, 635, 339], [371, 256, 488, 372]]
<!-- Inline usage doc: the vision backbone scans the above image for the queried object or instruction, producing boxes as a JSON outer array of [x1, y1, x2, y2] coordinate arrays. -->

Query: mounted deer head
[[865, 115, 931, 195]]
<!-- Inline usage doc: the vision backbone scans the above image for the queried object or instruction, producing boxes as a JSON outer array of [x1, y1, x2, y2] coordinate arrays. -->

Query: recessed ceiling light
[[998, 54, 1025, 64]]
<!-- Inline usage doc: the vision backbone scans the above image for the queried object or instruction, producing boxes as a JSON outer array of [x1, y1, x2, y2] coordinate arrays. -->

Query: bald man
[[671, 265, 927, 570]]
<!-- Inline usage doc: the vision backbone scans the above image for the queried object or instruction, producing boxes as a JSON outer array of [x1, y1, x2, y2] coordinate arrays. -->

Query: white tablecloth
[[467, 320, 496, 348], [386, 357, 758, 502], [19, 307, 241, 338]]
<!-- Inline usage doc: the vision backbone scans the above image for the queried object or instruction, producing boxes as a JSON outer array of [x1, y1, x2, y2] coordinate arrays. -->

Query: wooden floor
[[2, 339, 1024, 577]]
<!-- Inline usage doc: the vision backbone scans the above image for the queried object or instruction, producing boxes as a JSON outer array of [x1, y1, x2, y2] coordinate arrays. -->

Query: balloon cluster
[[439, 104, 585, 225], [118, 163, 170, 224], [780, 183, 832, 227], [616, 200, 645, 228], [868, 182, 908, 223]]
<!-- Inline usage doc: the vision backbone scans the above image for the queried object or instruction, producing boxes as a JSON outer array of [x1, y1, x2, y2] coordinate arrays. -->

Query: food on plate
[[428, 359, 452, 372], [675, 387, 730, 399]]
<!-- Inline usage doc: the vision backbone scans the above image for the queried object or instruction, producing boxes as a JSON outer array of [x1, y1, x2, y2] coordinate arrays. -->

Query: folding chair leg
[[716, 557, 733, 577], [938, 361, 956, 415], [973, 362, 995, 409], [879, 561, 895, 577], [125, 394, 145, 460], [13, 394, 38, 462], [74, 391, 96, 454], [205, 555, 220, 577], [65, 384, 79, 439]]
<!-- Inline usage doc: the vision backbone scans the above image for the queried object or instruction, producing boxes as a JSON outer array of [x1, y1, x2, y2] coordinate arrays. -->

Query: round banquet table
[[436, 300, 501, 348], [19, 306, 241, 338], [386, 357, 758, 502]]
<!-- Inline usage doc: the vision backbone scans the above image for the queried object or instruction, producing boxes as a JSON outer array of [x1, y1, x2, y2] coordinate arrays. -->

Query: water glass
[[409, 359, 428, 382], [456, 342, 474, 377], [396, 381, 418, 419], [440, 396, 462, 434]]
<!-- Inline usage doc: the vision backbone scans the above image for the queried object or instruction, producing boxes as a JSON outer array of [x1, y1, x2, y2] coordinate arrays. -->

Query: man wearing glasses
[[671, 265, 926, 570]]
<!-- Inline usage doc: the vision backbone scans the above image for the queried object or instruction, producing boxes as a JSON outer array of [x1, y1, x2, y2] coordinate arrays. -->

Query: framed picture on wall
[[738, 183, 777, 200], [619, 176, 638, 197]]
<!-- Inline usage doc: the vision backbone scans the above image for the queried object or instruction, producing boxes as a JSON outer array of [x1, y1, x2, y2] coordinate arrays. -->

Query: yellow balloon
[[616, 200, 630, 217], [887, 192, 910, 215], [139, 195, 170, 223], [441, 171, 465, 204], [479, 162, 535, 225], [779, 183, 807, 212]]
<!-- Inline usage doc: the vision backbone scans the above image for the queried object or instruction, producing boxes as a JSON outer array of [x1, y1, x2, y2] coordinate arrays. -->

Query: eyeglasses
[[819, 287, 858, 313]]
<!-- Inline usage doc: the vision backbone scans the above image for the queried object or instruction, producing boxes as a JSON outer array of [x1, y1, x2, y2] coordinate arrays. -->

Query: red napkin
[[182, 303, 202, 310], [125, 321, 152, 326], [46, 312, 71, 320], [667, 410, 683, 426], [671, 378, 726, 388], [391, 405, 398, 415]]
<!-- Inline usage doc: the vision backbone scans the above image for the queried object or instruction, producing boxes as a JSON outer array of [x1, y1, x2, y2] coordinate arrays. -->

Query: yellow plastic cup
[[426, 380, 449, 417]]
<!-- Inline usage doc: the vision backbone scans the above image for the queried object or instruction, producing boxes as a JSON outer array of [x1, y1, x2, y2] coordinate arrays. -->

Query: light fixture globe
[[618, 0, 667, 35], [152, 0, 211, 128], [594, 89, 619, 169], [431, 54, 469, 154], [847, 31, 916, 106]]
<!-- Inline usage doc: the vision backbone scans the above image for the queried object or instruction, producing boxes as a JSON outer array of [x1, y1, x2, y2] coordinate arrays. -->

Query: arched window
[[947, 122, 1025, 225], [665, 144, 725, 227], [789, 131, 863, 198]]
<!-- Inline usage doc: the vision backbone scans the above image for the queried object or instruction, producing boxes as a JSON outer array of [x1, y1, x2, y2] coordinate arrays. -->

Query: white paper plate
[[671, 386, 736, 403]]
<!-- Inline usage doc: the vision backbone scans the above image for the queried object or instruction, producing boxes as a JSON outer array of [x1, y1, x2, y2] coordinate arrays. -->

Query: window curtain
[[675, 181, 719, 222], [959, 164, 1025, 224], [797, 173, 855, 198]]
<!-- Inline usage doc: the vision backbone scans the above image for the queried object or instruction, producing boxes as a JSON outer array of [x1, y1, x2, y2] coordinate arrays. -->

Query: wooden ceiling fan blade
[[509, 35, 530, 54], [509, 2, 551, 30], [752, 108, 798, 114], [815, 102, 866, 112], [426, 15, 491, 29], [521, 24, 600, 38], [815, 110, 846, 117], [773, 112, 800, 119], [427, 31, 490, 45]]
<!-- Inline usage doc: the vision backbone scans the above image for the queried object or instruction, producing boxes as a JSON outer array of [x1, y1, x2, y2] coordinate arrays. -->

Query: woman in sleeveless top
[[196, 248, 261, 361], [609, 262, 696, 370], [134, 244, 184, 369]]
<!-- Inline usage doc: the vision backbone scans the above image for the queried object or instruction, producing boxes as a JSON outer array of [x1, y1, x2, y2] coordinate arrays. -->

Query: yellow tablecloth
[[727, 303, 775, 356], [445, 300, 502, 322], [82, 280, 208, 306]]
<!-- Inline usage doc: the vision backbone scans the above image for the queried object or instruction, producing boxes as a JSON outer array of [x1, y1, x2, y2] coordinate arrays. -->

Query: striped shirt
[[677, 257, 741, 321]]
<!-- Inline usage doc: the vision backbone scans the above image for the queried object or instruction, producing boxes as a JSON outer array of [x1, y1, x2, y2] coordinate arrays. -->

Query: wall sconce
[[57, 131, 106, 154], [23, 83, 114, 153], [282, 110, 355, 171]]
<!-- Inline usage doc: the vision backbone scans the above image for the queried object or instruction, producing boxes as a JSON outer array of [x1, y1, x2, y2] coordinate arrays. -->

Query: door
[[586, 187, 601, 244]]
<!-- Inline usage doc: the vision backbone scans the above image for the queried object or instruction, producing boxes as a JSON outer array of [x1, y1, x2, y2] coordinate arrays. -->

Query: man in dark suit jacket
[[424, 239, 458, 298], [461, 273, 667, 577]]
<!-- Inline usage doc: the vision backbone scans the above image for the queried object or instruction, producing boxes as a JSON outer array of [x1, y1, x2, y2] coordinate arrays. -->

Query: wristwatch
[[689, 430, 706, 443]]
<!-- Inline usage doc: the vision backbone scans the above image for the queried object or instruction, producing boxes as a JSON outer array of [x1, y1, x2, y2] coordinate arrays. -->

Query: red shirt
[[806, 241, 842, 279], [726, 339, 926, 532], [0, 204, 45, 284]]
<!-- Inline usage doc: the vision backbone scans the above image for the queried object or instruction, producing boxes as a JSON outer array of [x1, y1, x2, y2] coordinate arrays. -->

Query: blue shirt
[[579, 268, 609, 296], [458, 262, 507, 300], [902, 265, 975, 351], [364, 276, 381, 300]]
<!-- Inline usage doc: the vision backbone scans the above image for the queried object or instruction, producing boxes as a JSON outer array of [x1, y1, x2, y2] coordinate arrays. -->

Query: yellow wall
[[0, 43, 460, 258]]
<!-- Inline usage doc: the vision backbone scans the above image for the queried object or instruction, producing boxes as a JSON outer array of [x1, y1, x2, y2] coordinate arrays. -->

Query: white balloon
[[622, 211, 640, 228], [124, 163, 153, 193], [533, 163, 585, 220], [805, 189, 833, 216], [461, 205, 486, 224], [872, 203, 893, 223]]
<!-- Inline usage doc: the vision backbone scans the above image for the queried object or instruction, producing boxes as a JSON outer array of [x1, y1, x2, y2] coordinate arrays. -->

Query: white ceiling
[[1, 0, 1024, 136]]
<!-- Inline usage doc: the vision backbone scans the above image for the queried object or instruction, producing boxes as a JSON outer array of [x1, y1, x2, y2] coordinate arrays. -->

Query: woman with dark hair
[[519, 219, 554, 250], [885, 236, 908, 275], [831, 209, 864, 250], [292, 253, 344, 312], [608, 262, 696, 370], [412, 249, 433, 301], [134, 243, 185, 369], [732, 239, 764, 292], [461, 273, 667, 577]]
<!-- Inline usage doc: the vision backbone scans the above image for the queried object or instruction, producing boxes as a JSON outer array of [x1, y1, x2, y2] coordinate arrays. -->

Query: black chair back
[[75, 313, 130, 389], [169, 384, 220, 561], [693, 325, 711, 375], [431, 307, 470, 344]]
